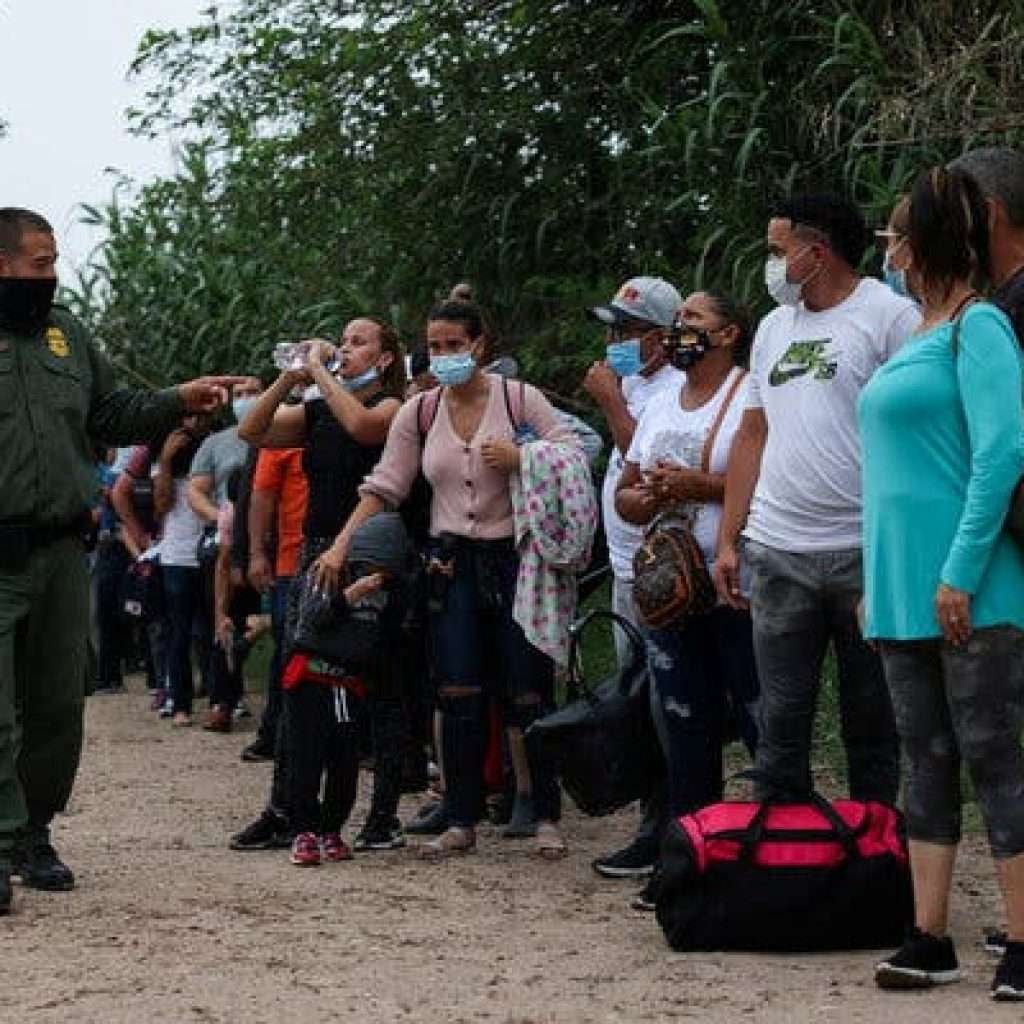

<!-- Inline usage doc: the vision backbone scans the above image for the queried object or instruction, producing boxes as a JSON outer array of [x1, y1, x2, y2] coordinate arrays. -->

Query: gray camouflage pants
[[880, 626, 1024, 858]]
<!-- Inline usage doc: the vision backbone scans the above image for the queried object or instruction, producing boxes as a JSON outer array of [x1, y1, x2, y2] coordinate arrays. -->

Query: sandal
[[417, 826, 476, 861], [535, 822, 567, 860]]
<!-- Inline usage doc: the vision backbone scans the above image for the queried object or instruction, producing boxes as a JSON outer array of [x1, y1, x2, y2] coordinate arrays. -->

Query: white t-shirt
[[602, 364, 684, 581], [744, 277, 919, 552], [156, 478, 204, 568], [627, 367, 749, 570]]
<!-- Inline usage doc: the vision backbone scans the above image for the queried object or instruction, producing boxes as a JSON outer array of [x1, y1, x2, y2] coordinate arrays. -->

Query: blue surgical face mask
[[430, 351, 476, 387], [343, 366, 378, 392], [882, 253, 909, 298], [605, 338, 643, 378], [232, 396, 257, 422]]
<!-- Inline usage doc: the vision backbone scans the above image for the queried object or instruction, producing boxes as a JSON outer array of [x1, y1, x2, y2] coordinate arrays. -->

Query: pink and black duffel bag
[[656, 791, 913, 952]]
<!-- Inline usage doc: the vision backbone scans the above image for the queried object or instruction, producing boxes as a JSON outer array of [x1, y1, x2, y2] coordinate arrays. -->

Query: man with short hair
[[187, 378, 264, 730], [0, 207, 238, 913], [583, 276, 683, 881], [951, 147, 1024, 336], [714, 194, 919, 804]]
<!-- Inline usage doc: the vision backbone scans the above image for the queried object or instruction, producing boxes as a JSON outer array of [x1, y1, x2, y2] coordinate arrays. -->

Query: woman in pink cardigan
[[315, 299, 578, 859]]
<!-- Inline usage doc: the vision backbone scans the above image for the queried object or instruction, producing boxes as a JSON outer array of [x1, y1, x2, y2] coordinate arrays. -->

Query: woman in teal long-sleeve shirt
[[861, 168, 1024, 1001]]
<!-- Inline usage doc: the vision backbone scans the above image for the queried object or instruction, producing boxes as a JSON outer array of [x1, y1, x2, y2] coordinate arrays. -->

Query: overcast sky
[[0, 0, 210, 274]]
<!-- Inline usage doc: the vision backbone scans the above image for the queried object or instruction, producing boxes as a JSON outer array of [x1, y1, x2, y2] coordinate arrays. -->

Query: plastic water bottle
[[272, 341, 343, 373]]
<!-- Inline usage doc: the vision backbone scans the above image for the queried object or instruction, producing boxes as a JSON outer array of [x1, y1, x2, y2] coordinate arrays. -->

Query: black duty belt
[[0, 518, 89, 571]]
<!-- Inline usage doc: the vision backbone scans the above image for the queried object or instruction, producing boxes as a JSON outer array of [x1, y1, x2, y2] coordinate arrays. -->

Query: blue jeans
[[256, 576, 292, 749], [646, 606, 759, 817], [162, 565, 201, 715], [430, 537, 558, 827], [746, 541, 900, 803]]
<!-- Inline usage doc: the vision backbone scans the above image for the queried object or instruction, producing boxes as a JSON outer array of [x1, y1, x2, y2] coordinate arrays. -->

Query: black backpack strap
[[500, 375, 527, 431], [949, 293, 981, 358]]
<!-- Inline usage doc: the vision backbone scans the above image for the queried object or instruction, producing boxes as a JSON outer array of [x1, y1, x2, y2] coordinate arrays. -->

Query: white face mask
[[764, 255, 804, 307], [767, 241, 825, 307]]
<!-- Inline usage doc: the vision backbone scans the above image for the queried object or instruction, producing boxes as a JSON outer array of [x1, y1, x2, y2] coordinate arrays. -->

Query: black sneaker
[[229, 810, 293, 851], [630, 865, 662, 912], [240, 740, 275, 763], [993, 942, 1024, 1001], [592, 838, 658, 879], [985, 928, 1008, 955], [11, 840, 75, 891], [875, 928, 960, 989], [354, 816, 406, 851]]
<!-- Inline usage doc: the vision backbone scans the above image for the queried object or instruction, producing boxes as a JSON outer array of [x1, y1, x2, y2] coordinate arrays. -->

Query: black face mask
[[665, 328, 712, 370], [0, 277, 57, 334]]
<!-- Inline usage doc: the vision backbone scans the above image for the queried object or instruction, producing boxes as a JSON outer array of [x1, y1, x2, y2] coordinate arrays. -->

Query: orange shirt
[[252, 448, 309, 578]]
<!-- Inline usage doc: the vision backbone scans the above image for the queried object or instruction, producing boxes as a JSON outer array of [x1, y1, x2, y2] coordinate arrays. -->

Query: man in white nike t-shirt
[[582, 275, 683, 880], [714, 194, 920, 803]]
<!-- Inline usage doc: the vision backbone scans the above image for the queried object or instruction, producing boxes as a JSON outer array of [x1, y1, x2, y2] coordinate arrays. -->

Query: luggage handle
[[566, 609, 646, 703], [730, 772, 860, 862]]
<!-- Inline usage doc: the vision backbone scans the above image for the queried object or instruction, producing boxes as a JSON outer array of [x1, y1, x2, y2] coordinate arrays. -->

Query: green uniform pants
[[0, 536, 88, 863]]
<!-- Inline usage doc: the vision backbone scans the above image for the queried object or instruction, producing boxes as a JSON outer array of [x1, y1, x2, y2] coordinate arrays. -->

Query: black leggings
[[881, 625, 1024, 858]]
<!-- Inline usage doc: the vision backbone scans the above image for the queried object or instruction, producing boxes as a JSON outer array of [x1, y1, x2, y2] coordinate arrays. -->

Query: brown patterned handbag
[[632, 371, 746, 630]]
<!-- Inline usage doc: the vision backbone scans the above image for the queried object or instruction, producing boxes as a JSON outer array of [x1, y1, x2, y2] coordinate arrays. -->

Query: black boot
[[11, 832, 75, 892], [0, 867, 11, 914]]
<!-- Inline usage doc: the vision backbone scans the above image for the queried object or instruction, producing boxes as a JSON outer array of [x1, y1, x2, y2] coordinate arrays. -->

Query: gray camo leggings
[[880, 625, 1024, 858]]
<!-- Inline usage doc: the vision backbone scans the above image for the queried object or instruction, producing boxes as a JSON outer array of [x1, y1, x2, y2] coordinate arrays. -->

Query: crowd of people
[[2, 144, 1023, 1007]]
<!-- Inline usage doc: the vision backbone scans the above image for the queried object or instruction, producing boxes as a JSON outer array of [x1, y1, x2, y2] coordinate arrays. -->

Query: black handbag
[[525, 609, 663, 817]]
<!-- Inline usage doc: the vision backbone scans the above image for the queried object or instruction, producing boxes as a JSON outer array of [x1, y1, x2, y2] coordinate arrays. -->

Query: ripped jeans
[[645, 606, 760, 818], [430, 536, 558, 827]]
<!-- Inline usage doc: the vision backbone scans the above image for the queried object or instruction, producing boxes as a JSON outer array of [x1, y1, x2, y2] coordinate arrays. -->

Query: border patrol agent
[[0, 207, 242, 914]]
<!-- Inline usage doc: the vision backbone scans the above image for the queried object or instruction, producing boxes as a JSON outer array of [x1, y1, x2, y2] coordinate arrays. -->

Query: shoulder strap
[[500, 376, 524, 430], [416, 387, 444, 442], [950, 294, 981, 358], [701, 369, 747, 474]]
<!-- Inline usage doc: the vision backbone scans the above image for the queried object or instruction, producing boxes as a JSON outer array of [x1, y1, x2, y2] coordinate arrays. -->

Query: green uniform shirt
[[0, 305, 184, 528]]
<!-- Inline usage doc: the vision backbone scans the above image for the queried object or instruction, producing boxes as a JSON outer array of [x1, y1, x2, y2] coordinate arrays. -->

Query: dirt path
[[1, 677, 1012, 1023]]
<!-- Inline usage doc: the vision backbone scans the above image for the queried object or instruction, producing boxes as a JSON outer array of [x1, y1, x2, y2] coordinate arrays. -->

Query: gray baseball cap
[[590, 276, 682, 329]]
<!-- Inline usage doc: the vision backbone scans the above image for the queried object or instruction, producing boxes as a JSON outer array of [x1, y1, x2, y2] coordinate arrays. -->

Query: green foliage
[[70, 0, 1024, 396]]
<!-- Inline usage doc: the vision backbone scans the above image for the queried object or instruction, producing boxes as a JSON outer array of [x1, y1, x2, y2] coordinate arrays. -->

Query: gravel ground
[[1, 676, 1013, 1024]]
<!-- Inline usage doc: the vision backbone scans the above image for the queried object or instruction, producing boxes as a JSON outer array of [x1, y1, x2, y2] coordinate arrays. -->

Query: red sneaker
[[289, 831, 321, 866], [321, 833, 352, 863]]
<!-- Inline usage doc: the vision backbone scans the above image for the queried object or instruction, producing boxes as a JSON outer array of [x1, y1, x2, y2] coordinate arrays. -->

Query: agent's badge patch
[[46, 327, 70, 358]]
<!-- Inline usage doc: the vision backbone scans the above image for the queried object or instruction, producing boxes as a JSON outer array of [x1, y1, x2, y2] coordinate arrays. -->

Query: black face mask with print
[[0, 277, 57, 334], [665, 327, 712, 370]]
